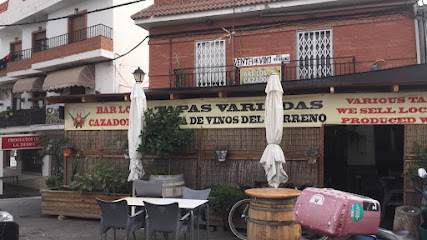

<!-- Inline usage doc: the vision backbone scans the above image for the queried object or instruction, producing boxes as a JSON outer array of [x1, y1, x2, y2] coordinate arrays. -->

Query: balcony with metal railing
[[6, 49, 33, 75], [5, 24, 114, 74], [170, 56, 356, 89], [9, 49, 32, 62], [33, 24, 113, 53], [31, 24, 114, 70], [0, 108, 47, 128]]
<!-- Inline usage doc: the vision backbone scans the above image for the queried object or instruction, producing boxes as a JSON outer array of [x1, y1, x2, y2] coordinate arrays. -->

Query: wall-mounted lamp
[[371, 59, 386, 71], [74, 8, 79, 13], [14, 37, 18, 41], [132, 67, 146, 83]]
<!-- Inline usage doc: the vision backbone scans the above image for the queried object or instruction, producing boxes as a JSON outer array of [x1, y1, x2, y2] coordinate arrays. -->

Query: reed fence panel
[[64, 127, 321, 188]]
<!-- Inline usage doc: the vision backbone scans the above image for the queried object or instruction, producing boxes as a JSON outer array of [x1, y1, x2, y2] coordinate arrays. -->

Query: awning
[[0, 83, 14, 90], [12, 77, 44, 93], [43, 65, 95, 91]]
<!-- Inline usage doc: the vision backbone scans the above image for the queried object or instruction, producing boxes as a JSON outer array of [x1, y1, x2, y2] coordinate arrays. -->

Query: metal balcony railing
[[282, 56, 356, 81], [0, 108, 46, 128], [172, 65, 239, 88], [170, 57, 356, 88], [9, 49, 32, 62], [34, 24, 113, 52]]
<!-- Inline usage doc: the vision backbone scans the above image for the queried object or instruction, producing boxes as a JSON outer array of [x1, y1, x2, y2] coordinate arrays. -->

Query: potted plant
[[175, 53, 185, 87], [63, 147, 73, 157], [137, 107, 195, 197], [214, 146, 228, 162], [304, 146, 318, 164]]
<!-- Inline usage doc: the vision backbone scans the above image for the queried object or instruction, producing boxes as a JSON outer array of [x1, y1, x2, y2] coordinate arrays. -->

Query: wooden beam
[[45, 96, 67, 104], [81, 96, 98, 102], [170, 93, 182, 99], [329, 86, 335, 93], [218, 91, 227, 98]]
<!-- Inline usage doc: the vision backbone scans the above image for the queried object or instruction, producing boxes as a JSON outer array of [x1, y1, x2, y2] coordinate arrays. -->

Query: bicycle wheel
[[227, 197, 250, 240]]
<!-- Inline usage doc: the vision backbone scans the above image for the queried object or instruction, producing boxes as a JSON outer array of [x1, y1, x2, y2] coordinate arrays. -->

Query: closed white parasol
[[128, 68, 146, 182], [260, 72, 288, 188]]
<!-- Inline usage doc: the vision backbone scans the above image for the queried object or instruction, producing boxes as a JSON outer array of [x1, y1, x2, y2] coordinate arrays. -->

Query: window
[[296, 28, 333, 80], [13, 93, 21, 110], [3, 150, 17, 168], [33, 30, 47, 52], [10, 40, 22, 61], [195, 39, 226, 87]]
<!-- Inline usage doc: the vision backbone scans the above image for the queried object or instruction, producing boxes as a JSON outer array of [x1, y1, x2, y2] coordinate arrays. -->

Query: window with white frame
[[296, 28, 333, 80], [195, 39, 226, 87]]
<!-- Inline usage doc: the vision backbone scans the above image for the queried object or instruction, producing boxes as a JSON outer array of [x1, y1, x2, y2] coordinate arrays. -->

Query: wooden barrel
[[245, 188, 301, 240], [393, 206, 420, 240], [149, 174, 185, 198]]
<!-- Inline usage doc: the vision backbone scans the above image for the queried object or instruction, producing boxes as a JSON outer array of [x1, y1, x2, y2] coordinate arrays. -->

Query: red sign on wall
[[1, 135, 42, 150]]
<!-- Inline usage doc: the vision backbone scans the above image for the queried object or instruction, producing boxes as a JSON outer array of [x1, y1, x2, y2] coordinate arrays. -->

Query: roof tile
[[132, 0, 280, 19]]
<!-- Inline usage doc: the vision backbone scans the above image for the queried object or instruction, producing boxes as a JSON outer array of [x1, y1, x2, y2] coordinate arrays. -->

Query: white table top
[[122, 197, 208, 210]]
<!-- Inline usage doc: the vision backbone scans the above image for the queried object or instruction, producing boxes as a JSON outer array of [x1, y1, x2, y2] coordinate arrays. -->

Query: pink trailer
[[295, 187, 381, 237]]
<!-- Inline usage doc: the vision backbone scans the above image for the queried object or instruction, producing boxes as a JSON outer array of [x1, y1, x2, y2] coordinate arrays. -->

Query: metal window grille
[[195, 39, 226, 87], [296, 29, 333, 80]]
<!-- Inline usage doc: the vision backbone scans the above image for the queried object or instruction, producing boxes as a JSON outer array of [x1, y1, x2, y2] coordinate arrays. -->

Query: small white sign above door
[[234, 54, 290, 67]]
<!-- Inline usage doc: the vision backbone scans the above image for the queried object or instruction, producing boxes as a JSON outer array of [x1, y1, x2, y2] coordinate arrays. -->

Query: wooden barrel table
[[245, 188, 301, 240], [149, 174, 185, 198]]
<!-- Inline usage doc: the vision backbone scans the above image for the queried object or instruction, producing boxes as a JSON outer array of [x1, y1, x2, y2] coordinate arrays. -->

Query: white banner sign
[[234, 54, 290, 67]]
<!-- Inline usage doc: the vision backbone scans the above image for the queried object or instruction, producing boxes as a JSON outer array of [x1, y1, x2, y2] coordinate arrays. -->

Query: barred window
[[297, 28, 333, 80], [194, 39, 226, 87]]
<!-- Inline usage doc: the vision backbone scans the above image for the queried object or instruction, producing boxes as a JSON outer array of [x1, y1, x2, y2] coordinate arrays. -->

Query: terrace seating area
[[96, 180, 211, 240]]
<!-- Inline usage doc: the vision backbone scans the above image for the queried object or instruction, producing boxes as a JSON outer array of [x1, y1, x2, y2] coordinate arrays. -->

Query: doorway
[[324, 125, 404, 226], [68, 10, 87, 43]]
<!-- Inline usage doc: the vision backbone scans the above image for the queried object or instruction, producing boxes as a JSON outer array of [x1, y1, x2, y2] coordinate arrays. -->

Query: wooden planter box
[[40, 189, 130, 219]]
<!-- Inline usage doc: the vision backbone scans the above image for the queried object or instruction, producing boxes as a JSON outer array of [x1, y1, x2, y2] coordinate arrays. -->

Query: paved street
[[0, 197, 237, 240]]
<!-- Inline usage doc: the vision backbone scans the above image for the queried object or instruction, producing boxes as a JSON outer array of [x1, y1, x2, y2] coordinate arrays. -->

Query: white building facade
[[0, 0, 150, 193]]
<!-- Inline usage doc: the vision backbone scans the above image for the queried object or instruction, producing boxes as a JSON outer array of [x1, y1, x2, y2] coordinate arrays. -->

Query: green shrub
[[70, 159, 131, 194], [138, 107, 194, 159], [205, 185, 244, 216], [91, 160, 130, 194], [403, 142, 427, 184], [45, 175, 63, 189], [70, 173, 94, 194]]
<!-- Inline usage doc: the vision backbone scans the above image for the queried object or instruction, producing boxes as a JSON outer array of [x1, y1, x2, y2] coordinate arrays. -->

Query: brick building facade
[[131, 0, 427, 216]]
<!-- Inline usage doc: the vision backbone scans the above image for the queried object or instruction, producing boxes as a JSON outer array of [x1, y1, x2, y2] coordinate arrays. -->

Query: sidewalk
[[0, 196, 238, 240]]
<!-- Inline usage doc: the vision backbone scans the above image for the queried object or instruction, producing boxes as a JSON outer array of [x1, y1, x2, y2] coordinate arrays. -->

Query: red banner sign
[[1, 135, 42, 150]]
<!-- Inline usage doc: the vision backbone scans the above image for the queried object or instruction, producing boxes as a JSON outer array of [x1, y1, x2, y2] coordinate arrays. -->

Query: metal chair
[[144, 201, 191, 240], [182, 187, 211, 240], [134, 179, 163, 198], [96, 198, 145, 240]]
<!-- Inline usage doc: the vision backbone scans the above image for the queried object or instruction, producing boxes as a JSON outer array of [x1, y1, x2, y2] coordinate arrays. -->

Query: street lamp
[[132, 67, 145, 83]]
